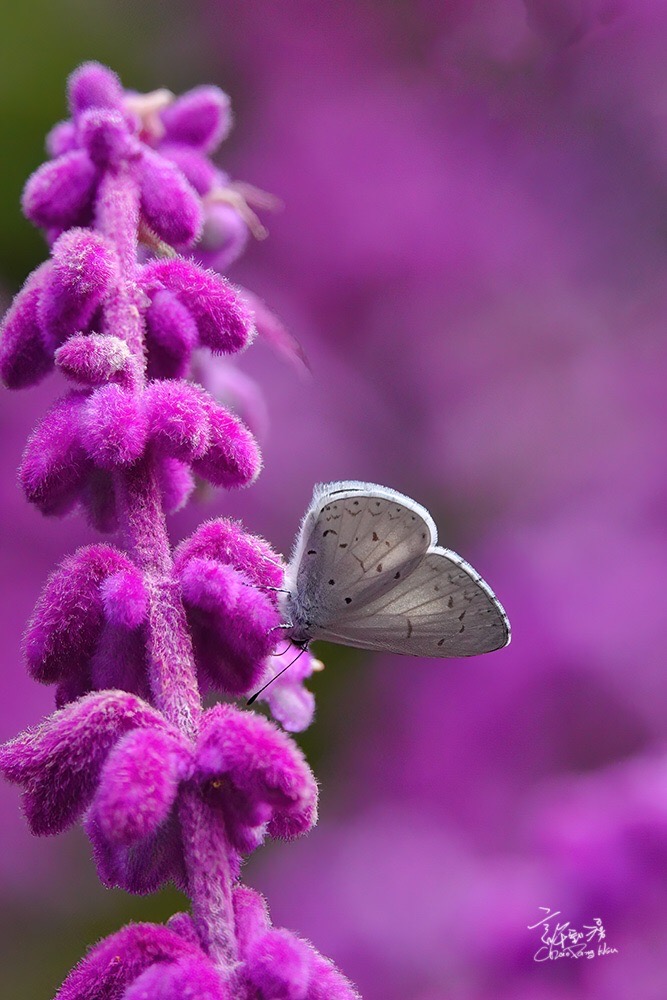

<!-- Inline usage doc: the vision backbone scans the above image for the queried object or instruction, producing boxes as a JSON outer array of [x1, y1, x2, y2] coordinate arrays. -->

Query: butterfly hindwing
[[309, 546, 510, 656]]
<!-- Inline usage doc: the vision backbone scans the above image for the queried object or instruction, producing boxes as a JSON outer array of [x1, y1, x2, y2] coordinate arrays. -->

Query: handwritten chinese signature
[[529, 908, 618, 962]]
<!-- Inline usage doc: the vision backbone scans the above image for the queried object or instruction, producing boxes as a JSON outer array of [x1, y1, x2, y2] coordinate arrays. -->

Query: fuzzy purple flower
[[0, 62, 354, 999], [53, 888, 359, 1000]]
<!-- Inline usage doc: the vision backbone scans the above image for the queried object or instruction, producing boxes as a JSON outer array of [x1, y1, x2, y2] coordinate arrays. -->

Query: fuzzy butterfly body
[[281, 482, 510, 657]]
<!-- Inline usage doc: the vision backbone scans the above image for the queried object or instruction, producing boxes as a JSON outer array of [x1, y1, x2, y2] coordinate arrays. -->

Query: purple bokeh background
[[3, 2, 667, 997]]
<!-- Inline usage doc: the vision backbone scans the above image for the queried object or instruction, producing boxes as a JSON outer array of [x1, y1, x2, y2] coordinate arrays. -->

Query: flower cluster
[[0, 62, 357, 998], [54, 887, 356, 1000]]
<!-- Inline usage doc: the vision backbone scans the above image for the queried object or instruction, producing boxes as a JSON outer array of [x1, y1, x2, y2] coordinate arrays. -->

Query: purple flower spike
[[160, 85, 232, 153], [142, 258, 255, 355], [138, 149, 203, 247], [25, 543, 133, 684], [3, 62, 343, 1000], [22, 149, 97, 230], [68, 62, 125, 117], [39, 228, 117, 349], [55, 334, 135, 387], [0, 691, 168, 836], [0, 262, 54, 388]]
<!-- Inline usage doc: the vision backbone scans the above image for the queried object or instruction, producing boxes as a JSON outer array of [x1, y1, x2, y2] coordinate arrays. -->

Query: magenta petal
[[145, 380, 211, 461], [81, 384, 148, 469], [160, 85, 232, 152], [0, 262, 54, 388], [0, 691, 169, 836], [90, 727, 191, 846], [259, 646, 318, 734], [142, 259, 254, 354], [145, 289, 198, 379], [233, 883, 272, 946], [124, 957, 229, 1000], [175, 518, 284, 590], [54, 922, 200, 1000], [88, 807, 186, 894], [304, 955, 362, 1000], [68, 61, 125, 117], [159, 143, 218, 195], [245, 928, 311, 1000], [22, 149, 97, 230], [46, 120, 78, 157], [195, 202, 250, 272], [19, 392, 90, 516], [233, 885, 360, 1000], [78, 108, 138, 170], [156, 455, 196, 514], [179, 556, 278, 695], [56, 333, 135, 387], [138, 149, 203, 247], [100, 566, 148, 629], [39, 228, 117, 349], [25, 543, 133, 683], [191, 401, 261, 490], [196, 704, 318, 846]]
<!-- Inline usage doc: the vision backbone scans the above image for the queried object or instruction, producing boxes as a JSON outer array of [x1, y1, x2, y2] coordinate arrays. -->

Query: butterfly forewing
[[308, 547, 510, 656], [291, 484, 436, 628]]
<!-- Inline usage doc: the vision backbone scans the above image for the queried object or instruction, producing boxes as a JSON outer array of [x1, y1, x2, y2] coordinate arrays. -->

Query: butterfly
[[280, 481, 510, 657]]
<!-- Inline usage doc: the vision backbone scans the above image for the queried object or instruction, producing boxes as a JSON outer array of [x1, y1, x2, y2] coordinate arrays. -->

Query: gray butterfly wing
[[309, 546, 510, 656], [286, 482, 437, 637]]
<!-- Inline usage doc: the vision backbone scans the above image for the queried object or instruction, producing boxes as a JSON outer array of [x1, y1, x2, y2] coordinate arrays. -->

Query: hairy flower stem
[[99, 168, 239, 975], [179, 787, 239, 970], [114, 458, 201, 735]]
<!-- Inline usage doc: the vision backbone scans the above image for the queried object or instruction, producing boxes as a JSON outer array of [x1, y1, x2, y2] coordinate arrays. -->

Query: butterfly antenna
[[240, 582, 291, 595], [247, 646, 307, 706]]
